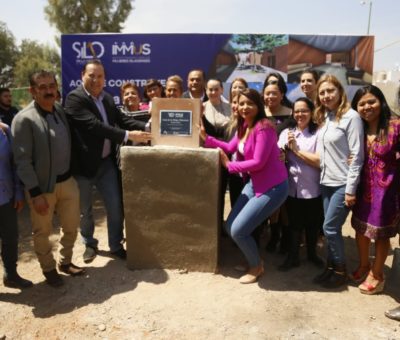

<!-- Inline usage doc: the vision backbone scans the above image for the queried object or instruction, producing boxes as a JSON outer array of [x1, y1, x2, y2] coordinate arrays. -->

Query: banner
[[61, 33, 374, 103]]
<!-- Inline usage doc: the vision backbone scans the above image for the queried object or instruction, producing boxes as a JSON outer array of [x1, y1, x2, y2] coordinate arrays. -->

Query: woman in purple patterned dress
[[350, 85, 400, 295]]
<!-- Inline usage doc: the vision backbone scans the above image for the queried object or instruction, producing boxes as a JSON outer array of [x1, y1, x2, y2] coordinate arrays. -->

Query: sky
[[1, 0, 400, 72]]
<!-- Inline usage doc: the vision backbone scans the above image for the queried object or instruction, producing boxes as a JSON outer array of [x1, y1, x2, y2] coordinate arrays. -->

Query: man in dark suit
[[181, 69, 208, 102], [64, 59, 151, 263]]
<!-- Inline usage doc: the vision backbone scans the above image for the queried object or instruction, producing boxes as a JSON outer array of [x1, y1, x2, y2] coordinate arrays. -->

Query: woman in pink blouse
[[201, 89, 288, 284]]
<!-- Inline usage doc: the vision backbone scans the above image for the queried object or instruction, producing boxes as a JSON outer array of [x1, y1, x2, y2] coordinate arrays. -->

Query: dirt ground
[[1, 192, 400, 340]]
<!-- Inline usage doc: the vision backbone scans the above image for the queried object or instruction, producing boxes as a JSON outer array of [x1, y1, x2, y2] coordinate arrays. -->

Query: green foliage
[[232, 34, 288, 53], [44, 0, 133, 41], [13, 40, 60, 87], [0, 21, 18, 87]]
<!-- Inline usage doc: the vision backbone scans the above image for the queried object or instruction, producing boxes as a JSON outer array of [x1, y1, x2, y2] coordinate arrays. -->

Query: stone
[[121, 146, 220, 272]]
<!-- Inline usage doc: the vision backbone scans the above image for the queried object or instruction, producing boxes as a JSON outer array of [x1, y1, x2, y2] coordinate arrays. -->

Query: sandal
[[358, 272, 385, 295], [349, 265, 370, 283], [239, 261, 264, 284]]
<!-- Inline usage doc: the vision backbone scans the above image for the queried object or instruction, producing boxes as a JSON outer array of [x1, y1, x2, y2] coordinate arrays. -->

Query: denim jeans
[[226, 179, 289, 267], [320, 184, 350, 266], [76, 157, 124, 252]]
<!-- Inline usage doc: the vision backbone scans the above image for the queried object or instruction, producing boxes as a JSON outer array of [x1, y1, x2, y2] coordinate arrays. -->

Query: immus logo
[[112, 42, 151, 56], [111, 41, 152, 64], [72, 41, 105, 63]]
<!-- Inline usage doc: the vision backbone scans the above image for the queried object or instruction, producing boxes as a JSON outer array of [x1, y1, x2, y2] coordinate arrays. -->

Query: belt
[[56, 170, 71, 183]]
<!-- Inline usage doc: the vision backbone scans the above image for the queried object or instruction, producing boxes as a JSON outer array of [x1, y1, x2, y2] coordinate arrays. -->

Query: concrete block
[[121, 146, 220, 272]]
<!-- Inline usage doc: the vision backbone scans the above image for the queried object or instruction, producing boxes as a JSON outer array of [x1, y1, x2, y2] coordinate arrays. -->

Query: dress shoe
[[3, 273, 33, 289], [321, 270, 347, 289], [83, 246, 98, 263], [43, 269, 64, 287], [385, 306, 400, 321], [239, 262, 264, 284], [58, 263, 85, 276], [111, 247, 126, 260], [313, 266, 333, 284]]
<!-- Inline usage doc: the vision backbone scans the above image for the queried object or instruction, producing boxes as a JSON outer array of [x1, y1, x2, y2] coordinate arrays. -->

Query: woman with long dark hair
[[201, 89, 288, 283], [350, 85, 400, 294]]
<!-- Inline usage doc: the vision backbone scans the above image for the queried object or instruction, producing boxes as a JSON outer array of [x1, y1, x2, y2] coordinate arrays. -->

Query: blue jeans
[[320, 184, 350, 266], [226, 180, 289, 267], [76, 157, 124, 252]]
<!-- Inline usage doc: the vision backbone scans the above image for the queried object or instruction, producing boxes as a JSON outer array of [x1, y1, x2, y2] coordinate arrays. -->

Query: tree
[[0, 21, 18, 87], [13, 40, 60, 87], [44, 0, 133, 43]]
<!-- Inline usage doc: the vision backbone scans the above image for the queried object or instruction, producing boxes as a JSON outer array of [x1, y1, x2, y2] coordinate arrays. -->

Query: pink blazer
[[205, 119, 288, 197]]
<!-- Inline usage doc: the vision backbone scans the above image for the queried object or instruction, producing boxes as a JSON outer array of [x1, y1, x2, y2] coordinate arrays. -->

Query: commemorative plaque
[[151, 98, 201, 147]]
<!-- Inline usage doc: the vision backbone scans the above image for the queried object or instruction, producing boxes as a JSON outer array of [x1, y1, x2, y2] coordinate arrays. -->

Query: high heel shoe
[[358, 272, 385, 295], [349, 265, 370, 283], [239, 261, 264, 284]]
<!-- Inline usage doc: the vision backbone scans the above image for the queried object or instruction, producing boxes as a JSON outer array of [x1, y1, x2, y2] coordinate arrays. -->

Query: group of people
[[0, 63, 399, 320]]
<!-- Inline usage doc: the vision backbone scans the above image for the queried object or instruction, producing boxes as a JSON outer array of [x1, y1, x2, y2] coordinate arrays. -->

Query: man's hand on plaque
[[128, 130, 152, 143]]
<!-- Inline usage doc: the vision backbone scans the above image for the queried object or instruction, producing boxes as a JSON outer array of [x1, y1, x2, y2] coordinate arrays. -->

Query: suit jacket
[[64, 85, 146, 178], [182, 90, 208, 102]]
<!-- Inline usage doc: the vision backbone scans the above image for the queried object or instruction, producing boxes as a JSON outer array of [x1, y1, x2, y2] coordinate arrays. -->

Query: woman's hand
[[344, 194, 356, 208], [219, 148, 230, 168], [287, 131, 299, 153], [199, 122, 207, 141], [14, 199, 24, 213]]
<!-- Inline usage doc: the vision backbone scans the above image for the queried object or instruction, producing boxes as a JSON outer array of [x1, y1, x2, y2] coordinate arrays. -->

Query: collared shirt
[[0, 126, 23, 205], [278, 127, 320, 198], [82, 85, 129, 157], [82, 86, 111, 158], [317, 109, 364, 195]]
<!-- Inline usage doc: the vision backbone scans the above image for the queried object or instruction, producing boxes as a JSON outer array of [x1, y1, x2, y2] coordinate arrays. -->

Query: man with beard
[[12, 70, 84, 287], [0, 88, 18, 125]]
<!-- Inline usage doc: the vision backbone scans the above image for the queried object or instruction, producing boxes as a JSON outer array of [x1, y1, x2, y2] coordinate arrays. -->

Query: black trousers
[[0, 200, 18, 275], [286, 196, 324, 258]]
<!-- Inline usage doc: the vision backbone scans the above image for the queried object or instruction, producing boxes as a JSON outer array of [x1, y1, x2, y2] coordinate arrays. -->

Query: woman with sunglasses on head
[[313, 74, 364, 289], [350, 85, 400, 295], [277, 97, 324, 271], [201, 88, 288, 284]]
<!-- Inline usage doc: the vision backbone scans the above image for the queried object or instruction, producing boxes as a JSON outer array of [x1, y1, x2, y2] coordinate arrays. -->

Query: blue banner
[[61, 33, 374, 104]]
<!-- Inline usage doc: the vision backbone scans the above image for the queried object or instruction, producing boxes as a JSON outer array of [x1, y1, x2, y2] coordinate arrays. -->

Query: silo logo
[[72, 41, 105, 60], [111, 42, 151, 64]]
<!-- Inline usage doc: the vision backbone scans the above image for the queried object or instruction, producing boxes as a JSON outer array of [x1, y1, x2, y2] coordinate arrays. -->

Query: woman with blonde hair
[[313, 74, 364, 288]]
